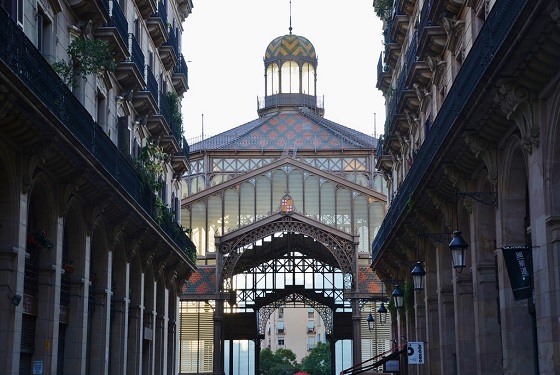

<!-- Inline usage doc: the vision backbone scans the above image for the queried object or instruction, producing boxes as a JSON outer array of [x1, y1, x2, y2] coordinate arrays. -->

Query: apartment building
[[0, 0, 196, 374]]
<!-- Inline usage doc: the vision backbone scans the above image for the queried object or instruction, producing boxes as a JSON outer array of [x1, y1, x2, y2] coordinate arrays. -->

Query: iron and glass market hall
[[179, 30, 389, 374]]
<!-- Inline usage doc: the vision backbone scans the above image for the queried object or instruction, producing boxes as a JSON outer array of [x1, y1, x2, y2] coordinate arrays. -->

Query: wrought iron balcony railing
[[156, 0, 167, 23], [106, 0, 128, 44], [372, 0, 528, 260], [417, 0, 433, 38], [128, 33, 144, 72], [174, 54, 188, 83], [145, 65, 158, 102], [163, 26, 179, 58], [0, 8, 195, 257]]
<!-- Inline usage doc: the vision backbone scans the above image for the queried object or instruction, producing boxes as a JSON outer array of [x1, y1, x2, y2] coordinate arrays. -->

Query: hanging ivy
[[134, 142, 168, 192], [164, 91, 184, 136], [52, 37, 116, 88]]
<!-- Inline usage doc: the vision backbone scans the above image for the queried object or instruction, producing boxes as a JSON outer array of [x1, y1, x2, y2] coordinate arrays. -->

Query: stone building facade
[[0, 0, 196, 374], [373, 0, 560, 374]]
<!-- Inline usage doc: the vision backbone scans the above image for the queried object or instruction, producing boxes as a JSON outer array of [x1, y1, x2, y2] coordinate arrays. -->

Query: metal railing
[[145, 65, 158, 101], [417, 0, 433, 39], [174, 54, 188, 84], [155, 0, 167, 23], [107, 0, 128, 44], [0, 8, 195, 257], [128, 33, 144, 72], [372, 0, 528, 260], [163, 27, 178, 58]]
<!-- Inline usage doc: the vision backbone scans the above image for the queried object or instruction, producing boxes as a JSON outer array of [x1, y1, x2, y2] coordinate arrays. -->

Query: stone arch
[[544, 81, 560, 216], [498, 134, 534, 372]]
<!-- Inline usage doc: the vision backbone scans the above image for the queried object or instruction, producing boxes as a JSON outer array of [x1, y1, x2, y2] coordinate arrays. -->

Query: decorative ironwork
[[218, 215, 356, 289], [456, 191, 498, 207]]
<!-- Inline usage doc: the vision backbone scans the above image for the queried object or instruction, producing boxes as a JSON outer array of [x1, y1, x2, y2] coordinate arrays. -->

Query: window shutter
[[117, 116, 130, 154]]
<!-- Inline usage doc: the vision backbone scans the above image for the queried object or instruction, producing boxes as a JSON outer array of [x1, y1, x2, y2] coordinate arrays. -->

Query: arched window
[[281, 61, 299, 93], [302, 63, 315, 95], [266, 63, 279, 96]]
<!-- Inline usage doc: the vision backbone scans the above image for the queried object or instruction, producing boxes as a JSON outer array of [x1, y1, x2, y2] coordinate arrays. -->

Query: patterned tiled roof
[[265, 34, 316, 59], [189, 107, 377, 152]]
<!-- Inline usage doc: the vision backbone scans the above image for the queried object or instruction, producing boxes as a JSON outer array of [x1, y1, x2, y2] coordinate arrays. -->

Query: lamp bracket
[[418, 232, 452, 244], [456, 191, 498, 207]]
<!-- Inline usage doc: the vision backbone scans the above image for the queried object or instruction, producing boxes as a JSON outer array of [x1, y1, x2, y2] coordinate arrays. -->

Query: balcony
[[171, 137, 190, 175], [159, 28, 179, 71], [134, 0, 157, 20], [172, 54, 189, 96], [115, 33, 145, 91], [95, 0, 130, 62], [146, 0, 168, 48], [417, 0, 446, 59], [67, 0, 109, 28], [376, 53, 391, 92], [158, 92, 181, 154], [132, 65, 158, 116], [147, 91, 172, 136], [0, 10, 196, 258]]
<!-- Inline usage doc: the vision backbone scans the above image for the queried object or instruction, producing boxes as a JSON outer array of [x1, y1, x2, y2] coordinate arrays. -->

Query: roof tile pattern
[[265, 34, 316, 59], [189, 108, 377, 152], [181, 267, 216, 295]]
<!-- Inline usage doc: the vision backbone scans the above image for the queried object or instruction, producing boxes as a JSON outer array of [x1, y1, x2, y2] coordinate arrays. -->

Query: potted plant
[[52, 37, 116, 88], [27, 230, 54, 252], [62, 260, 75, 274]]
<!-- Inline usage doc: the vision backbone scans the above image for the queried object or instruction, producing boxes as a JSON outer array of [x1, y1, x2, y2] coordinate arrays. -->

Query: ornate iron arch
[[255, 288, 336, 336], [217, 215, 357, 291]]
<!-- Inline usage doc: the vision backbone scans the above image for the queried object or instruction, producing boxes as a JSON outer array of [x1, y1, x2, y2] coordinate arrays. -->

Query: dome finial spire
[[289, 0, 293, 35]]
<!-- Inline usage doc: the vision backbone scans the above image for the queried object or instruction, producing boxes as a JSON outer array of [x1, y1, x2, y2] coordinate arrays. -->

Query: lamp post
[[411, 261, 426, 291], [392, 284, 404, 310], [448, 230, 468, 272], [377, 302, 388, 325], [366, 312, 375, 332]]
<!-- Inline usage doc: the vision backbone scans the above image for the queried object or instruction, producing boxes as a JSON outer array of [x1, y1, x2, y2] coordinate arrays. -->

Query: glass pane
[[240, 182, 255, 226], [320, 182, 335, 225], [337, 189, 352, 233], [288, 170, 303, 213], [266, 63, 279, 96], [370, 200, 385, 241], [191, 202, 206, 256], [354, 196, 369, 252], [224, 189, 239, 232], [304, 176, 320, 218], [272, 170, 287, 211], [302, 63, 315, 95], [256, 176, 271, 220], [208, 196, 222, 251]]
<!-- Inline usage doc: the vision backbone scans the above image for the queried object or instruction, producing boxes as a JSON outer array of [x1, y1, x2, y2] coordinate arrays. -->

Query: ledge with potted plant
[[27, 230, 54, 253]]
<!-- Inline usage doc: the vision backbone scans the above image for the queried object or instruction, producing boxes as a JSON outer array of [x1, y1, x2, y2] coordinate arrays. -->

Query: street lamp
[[411, 261, 426, 291], [448, 230, 468, 272], [377, 302, 388, 325], [392, 284, 404, 309], [366, 312, 375, 332]]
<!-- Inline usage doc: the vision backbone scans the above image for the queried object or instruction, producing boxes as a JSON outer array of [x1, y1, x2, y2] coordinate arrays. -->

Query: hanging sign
[[502, 246, 532, 301], [408, 342, 425, 364]]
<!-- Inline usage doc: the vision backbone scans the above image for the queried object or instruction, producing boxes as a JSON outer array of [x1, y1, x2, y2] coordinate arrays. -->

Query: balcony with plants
[[0, 9, 196, 263]]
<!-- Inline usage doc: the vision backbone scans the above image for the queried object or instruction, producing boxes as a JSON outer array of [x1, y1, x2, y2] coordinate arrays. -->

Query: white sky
[[180, 1, 386, 142]]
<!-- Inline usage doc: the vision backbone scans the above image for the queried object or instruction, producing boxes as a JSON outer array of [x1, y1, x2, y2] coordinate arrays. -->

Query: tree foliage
[[259, 347, 300, 375], [300, 342, 331, 375]]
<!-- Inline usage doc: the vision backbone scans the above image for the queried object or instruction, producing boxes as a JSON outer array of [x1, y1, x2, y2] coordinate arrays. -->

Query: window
[[307, 307, 314, 318], [278, 307, 284, 318], [307, 336, 316, 351], [307, 320, 315, 333], [281, 61, 299, 93], [277, 321, 284, 334], [1, 0, 22, 25], [96, 90, 107, 131], [266, 63, 279, 95], [278, 338, 284, 346]]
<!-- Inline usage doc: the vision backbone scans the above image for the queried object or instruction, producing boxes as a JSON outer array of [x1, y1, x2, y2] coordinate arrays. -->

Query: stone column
[[436, 244, 456, 375], [127, 304, 144, 375], [351, 298, 362, 367], [110, 297, 129, 375], [213, 300, 225, 375], [414, 289, 427, 375], [453, 272, 476, 374]]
